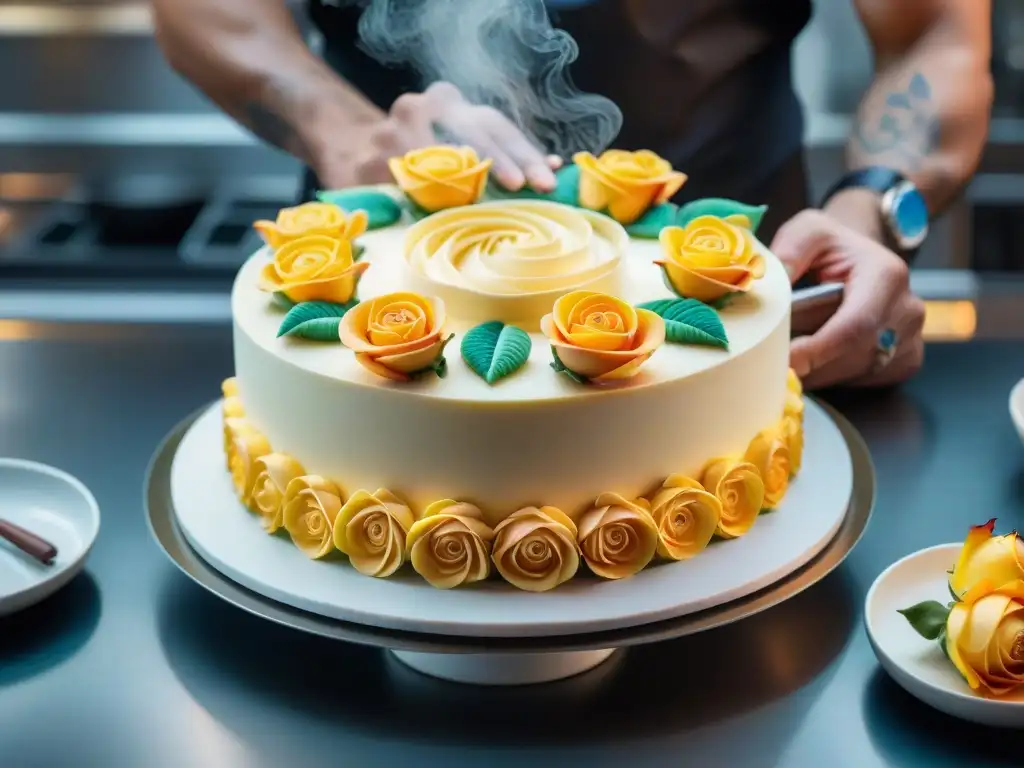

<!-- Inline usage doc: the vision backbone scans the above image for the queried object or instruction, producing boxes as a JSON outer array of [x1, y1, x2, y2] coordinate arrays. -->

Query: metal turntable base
[[146, 399, 874, 685]]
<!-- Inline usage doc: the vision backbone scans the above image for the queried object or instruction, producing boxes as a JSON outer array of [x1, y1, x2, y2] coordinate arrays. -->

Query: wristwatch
[[821, 167, 929, 262]]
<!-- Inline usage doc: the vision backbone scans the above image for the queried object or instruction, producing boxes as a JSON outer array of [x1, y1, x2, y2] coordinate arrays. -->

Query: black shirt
[[306, 0, 813, 234]]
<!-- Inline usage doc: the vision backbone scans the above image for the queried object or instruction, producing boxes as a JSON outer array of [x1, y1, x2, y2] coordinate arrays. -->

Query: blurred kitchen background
[[0, 0, 1019, 290]]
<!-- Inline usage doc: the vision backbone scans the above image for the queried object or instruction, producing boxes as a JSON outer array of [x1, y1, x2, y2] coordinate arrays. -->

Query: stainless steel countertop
[[1, 282, 1023, 767]]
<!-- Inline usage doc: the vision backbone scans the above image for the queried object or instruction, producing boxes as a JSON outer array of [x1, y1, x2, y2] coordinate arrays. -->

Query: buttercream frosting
[[402, 200, 627, 328]]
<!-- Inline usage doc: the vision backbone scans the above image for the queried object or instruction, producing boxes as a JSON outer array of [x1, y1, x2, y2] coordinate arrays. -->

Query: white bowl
[[865, 543, 1024, 728], [0, 458, 101, 617], [1010, 378, 1024, 445]]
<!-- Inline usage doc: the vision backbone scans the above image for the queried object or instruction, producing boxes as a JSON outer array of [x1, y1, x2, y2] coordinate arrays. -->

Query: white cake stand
[[147, 398, 874, 685]]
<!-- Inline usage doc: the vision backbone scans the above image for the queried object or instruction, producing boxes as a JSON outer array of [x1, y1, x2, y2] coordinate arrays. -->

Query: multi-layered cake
[[221, 147, 804, 592]]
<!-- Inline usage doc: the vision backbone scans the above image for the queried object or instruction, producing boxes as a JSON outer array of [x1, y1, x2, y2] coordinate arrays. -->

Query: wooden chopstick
[[0, 518, 58, 565]]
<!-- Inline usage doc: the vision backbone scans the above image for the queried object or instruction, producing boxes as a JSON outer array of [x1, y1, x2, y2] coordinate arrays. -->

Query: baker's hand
[[771, 208, 925, 389], [315, 81, 559, 192]]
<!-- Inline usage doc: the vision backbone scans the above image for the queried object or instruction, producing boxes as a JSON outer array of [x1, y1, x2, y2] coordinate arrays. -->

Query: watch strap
[[820, 166, 907, 208]]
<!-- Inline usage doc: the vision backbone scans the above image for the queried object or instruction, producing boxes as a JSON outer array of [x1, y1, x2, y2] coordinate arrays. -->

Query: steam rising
[[355, 0, 622, 157]]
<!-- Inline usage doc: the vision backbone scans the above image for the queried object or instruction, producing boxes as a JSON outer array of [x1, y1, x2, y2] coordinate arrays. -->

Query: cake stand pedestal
[[146, 399, 874, 686]]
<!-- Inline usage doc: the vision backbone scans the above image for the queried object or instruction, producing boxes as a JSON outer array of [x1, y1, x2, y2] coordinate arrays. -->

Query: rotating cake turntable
[[146, 397, 874, 686]]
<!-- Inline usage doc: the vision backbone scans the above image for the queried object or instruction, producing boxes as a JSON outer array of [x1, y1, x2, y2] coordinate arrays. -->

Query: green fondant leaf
[[707, 292, 738, 310], [409, 333, 455, 380], [549, 347, 589, 385], [316, 188, 402, 230], [353, 242, 366, 261], [484, 163, 580, 207], [272, 292, 296, 310], [636, 298, 728, 349], [277, 300, 357, 339], [461, 321, 532, 384], [897, 600, 950, 641], [625, 203, 678, 239], [676, 198, 768, 233]]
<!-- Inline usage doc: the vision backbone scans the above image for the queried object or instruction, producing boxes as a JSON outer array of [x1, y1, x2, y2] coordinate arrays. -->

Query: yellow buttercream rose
[[253, 202, 368, 250], [221, 389, 245, 469], [388, 145, 492, 212], [744, 427, 790, 509], [251, 453, 306, 534], [338, 291, 450, 381], [225, 418, 271, 508], [282, 475, 343, 559], [577, 493, 659, 580], [949, 519, 1024, 598], [334, 488, 415, 578], [700, 458, 765, 539], [573, 149, 687, 225], [647, 475, 722, 560], [540, 290, 665, 381], [945, 579, 1024, 695], [785, 367, 805, 424], [491, 506, 580, 592], [782, 414, 804, 477], [222, 377, 239, 398], [258, 234, 369, 304], [407, 500, 494, 589], [655, 216, 766, 302]]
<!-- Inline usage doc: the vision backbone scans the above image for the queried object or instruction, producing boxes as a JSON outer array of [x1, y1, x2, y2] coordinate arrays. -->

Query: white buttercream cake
[[220, 147, 804, 592]]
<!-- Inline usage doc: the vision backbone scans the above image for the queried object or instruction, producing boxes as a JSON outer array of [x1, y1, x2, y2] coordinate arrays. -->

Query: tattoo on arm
[[853, 73, 940, 171], [241, 78, 316, 162]]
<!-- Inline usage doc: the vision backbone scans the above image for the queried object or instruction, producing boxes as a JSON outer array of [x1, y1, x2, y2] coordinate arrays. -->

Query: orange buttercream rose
[[540, 290, 665, 381], [388, 145, 492, 212], [338, 291, 450, 381], [573, 149, 687, 225], [258, 235, 369, 304], [253, 202, 368, 250], [656, 216, 766, 302]]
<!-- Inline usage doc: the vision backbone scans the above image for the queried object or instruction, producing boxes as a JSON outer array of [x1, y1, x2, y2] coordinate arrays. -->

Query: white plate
[[866, 543, 1024, 728], [0, 458, 100, 617], [171, 398, 853, 638], [1010, 377, 1024, 445]]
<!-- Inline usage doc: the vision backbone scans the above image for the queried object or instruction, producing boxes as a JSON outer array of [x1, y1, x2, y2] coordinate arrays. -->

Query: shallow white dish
[[0, 458, 100, 617], [170, 398, 852, 638], [865, 543, 1024, 728], [1010, 377, 1024, 445]]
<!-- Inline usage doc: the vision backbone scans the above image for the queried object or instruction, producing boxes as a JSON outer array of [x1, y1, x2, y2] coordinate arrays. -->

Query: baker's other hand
[[771, 209, 925, 390], [314, 81, 560, 192]]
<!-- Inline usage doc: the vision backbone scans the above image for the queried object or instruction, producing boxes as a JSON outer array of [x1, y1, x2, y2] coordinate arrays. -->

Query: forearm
[[151, 0, 383, 167], [828, 2, 992, 233]]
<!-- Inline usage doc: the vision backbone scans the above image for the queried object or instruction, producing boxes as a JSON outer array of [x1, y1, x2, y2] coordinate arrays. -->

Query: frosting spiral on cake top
[[402, 200, 626, 327]]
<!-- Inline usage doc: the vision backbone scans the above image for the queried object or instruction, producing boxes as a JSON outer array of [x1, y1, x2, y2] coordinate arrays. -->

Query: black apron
[[305, 0, 812, 244]]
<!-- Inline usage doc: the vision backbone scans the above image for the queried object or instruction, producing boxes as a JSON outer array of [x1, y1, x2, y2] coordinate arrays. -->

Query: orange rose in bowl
[[253, 202, 368, 250], [388, 145, 492, 212], [338, 291, 451, 381], [540, 291, 665, 382], [258, 235, 369, 304], [573, 149, 687, 225], [656, 216, 766, 302]]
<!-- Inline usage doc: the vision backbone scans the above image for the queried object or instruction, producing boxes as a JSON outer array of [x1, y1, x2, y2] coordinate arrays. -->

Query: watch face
[[887, 183, 928, 249]]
